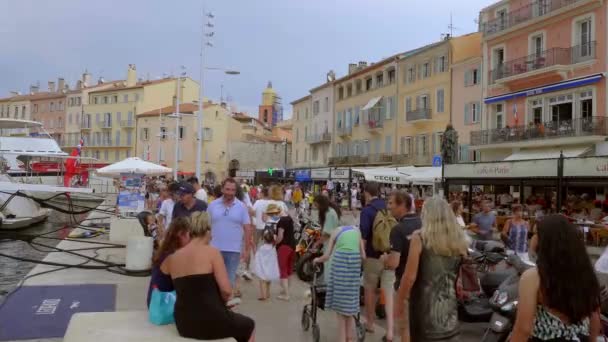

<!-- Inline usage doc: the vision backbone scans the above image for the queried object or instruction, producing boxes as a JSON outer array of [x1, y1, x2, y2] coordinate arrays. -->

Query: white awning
[[361, 96, 382, 110], [504, 146, 590, 161], [96, 157, 172, 177], [351, 166, 440, 185]]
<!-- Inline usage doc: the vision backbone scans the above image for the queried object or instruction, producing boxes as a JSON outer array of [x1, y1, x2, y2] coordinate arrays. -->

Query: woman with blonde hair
[[395, 196, 468, 342], [161, 211, 255, 341]]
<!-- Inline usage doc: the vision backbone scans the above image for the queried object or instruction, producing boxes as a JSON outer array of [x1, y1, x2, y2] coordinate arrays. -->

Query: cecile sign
[[373, 175, 401, 183]]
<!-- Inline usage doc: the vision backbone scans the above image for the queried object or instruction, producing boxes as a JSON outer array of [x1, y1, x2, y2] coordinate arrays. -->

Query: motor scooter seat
[[461, 297, 493, 322]]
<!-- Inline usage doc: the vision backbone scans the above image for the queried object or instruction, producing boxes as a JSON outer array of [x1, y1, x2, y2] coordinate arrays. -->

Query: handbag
[[455, 256, 482, 301], [148, 287, 177, 325]]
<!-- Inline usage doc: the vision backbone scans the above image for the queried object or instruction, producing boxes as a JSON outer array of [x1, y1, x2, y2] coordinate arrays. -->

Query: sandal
[[364, 325, 375, 333], [277, 294, 290, 301], [382, 336, 393, 342], [233, 290, 242, 298]]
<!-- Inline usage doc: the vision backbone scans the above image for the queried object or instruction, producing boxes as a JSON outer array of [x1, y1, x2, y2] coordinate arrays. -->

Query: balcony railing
[[490, 42, 596, 83], [336, 125, 352, 136], [481, 0, 585, 36], [80, 122, 92, 130], [368, 153, 393, 164], [367, 112, 384, 130], [120, 120, 135, 128], [305, 132, 332, 144], [470, 116, 607, 146], [406, 108, 432, 122], [100, 120, 112, 129]]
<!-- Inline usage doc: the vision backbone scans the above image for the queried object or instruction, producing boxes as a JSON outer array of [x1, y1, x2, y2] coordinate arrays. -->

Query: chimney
[[126, 64, 137, 87], [57, 78, 65, 92], [82, 71, 91, 87], [358, 61, 368, 69], [348, 63, 357, 75], [48, 81, 56, 92], [30, 85, 39, 94], [76, 80, 83, 90], [98, 77, 105, 85]]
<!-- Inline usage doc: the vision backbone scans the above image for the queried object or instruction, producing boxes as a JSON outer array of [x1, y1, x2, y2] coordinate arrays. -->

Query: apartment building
[[62, 72, 121, 150], [0, 92, 33, 121], [30, 80, 67, 142], [307, 79, 334, 167], [291, 95, 312, 168], [477, 0, 607, 161], [137, 102, 233, 182], [394, 33, 482, 167], [78, 65, 199, 163], [449, 34, 484, 162], [330, 58, 400, 167]]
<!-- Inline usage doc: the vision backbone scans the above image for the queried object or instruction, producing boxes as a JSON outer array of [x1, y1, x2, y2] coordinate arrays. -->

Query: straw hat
[[265, 203, 282, 215]]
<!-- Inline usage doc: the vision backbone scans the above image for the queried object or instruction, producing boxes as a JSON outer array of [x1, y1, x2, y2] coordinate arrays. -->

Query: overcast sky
[[0, 0, 491, 118]]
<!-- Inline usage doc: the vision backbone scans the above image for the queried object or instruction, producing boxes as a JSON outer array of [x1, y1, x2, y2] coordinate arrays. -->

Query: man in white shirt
[[158, 182, 179, 234], [252, 187, 270, 245], [187, 176, 207, 203]]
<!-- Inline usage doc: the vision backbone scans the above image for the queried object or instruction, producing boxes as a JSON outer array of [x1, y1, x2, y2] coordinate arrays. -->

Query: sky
[[0, 0, 492, 118]]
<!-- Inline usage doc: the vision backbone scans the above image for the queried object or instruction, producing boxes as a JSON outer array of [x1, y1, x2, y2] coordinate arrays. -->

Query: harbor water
[[0, 212, 80, 303]]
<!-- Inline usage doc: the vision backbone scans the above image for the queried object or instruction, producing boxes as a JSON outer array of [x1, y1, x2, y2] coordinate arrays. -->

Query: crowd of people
[[137, 174, 604, 342]]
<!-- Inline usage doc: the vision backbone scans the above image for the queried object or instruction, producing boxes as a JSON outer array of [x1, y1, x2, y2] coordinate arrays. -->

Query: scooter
[[481, 254, 535, 342], [458, 244, 514, 323]]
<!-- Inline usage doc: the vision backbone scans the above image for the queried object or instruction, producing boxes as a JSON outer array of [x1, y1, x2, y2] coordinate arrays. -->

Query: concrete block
[[64, 311, 236, 342], [109, 216, 144, 243]]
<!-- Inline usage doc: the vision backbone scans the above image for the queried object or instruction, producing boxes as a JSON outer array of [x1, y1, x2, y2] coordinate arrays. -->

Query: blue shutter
[[390, 95, 396, 119]]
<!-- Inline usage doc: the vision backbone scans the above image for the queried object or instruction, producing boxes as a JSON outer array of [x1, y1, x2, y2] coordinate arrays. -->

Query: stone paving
[[4, 207, 488, 341]]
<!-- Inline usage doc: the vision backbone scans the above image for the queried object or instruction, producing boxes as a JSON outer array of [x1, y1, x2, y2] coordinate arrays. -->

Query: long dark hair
[[536, 215, 599, 323], [153, 217, 191, 266], [314, 194, 341, 227]]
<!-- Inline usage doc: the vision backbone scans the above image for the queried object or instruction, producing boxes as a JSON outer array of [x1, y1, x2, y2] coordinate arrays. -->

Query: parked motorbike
[[295, 220, 323, 282], [481, 254, 535, 342], [458, 242, 514, 323]]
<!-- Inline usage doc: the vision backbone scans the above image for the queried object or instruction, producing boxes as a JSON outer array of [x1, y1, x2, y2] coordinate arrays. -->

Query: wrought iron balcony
[[80, 122, 92, 130], [481, 0, 586, 36], [329, 156, 349, 166], [100, 120, 113, 129], [336, 124, 352, 137], [490, 42, 596, 84], [368, 153, 393, 164], [470, 116, 608, 146], [120, 120, 135, 128], [305, 132, 332, 144], [406, 108, 432, 122], [367, 112, 384, 132]]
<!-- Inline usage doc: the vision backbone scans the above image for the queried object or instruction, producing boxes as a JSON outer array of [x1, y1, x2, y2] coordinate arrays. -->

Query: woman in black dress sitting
[[161, 211, 255, 341]]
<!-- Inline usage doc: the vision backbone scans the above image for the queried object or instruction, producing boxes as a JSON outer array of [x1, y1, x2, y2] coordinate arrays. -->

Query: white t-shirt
[[456, 215, 466, 228], [158, 198, 175, 228], [195, 188, 208, 202], [252, 199, 270, 230], [284, 189, 292, 202]]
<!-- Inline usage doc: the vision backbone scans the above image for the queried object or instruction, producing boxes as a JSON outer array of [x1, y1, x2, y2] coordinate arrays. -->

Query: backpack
[[371, 203, 398, 253]]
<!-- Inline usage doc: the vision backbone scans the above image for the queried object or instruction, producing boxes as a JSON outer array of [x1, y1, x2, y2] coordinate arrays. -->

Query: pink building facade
[[477, 0, 607, 161]]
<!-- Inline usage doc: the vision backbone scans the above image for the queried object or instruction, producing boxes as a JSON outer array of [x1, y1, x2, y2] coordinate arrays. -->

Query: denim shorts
[[221, 251, 241, 286]]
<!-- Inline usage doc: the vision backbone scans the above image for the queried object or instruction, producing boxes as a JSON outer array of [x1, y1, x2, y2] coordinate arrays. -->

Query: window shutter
[[464, 103, 471, 125], [464, 71, 470, 86], [476, 101, 481, 122], [116, 112, 122, 123], [432, 133, 437, 155]]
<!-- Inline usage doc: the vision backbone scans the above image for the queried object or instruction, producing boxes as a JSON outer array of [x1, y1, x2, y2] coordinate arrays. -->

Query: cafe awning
[[504, 146, 591, 161], [484, 73, 603, 104], [361, 96, 383, 110], [352, 166, 440, 185]]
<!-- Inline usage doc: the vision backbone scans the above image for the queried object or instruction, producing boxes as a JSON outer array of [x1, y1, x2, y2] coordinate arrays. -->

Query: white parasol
[[96, 157, 172, 177]]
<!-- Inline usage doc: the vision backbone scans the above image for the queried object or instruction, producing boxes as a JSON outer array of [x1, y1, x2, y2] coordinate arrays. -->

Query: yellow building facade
[[77, 66, 199, 163], [291, 95, 312, 168], [330, 57, 400, 166], [136, 102, 234, 182]]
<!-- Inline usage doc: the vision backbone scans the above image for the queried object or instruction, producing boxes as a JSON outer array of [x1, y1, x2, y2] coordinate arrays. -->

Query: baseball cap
[[177, 182, 196, 195]]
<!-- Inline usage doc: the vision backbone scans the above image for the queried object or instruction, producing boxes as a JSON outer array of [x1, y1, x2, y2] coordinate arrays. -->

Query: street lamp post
[[195, 8, 240, 181], [282, 138, 287, 179], [174, 71, 185, 180]]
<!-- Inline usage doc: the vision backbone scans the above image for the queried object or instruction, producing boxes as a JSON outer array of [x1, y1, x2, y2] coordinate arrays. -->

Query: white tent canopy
[[352, 166, 441, 185], [96, 157, 172, 177]]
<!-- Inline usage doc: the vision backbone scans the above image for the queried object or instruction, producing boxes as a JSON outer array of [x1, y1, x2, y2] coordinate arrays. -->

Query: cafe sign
[[331, 168, 350, 180], [564, 157, 608, 177], [311, 168, 330, 180], [445, 159, 558, 178]]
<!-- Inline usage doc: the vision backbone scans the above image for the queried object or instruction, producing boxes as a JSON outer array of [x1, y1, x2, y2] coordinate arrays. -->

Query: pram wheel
[[301, 305, 311, 331], [355, 320, 366, 341], [312, 323, 320, 342]]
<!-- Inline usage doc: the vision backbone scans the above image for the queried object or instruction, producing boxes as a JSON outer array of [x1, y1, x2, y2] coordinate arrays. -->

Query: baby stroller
[[301, 265, 366, 342]]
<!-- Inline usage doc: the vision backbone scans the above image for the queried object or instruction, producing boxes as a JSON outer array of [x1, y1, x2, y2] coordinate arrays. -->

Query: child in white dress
[[254, 228, 280, 300]]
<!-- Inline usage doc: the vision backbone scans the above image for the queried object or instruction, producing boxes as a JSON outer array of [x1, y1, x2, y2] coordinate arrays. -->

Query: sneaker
[[277, 294, 290, 301], [242, 271, 253, 281]]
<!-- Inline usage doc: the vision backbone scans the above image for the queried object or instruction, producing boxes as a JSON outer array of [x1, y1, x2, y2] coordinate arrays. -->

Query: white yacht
[[0, 118, 105, 229]]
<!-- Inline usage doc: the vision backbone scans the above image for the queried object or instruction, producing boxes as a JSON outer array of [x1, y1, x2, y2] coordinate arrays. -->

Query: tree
[[441, 124, 459, 164]]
